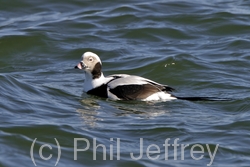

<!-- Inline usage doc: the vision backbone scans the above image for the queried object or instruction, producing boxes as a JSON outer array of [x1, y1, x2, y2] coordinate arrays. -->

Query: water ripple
[[1, 0, 250, 166]]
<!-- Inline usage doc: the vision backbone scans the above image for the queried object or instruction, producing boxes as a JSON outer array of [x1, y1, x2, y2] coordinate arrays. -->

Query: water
[[1, 0, 250, 166]]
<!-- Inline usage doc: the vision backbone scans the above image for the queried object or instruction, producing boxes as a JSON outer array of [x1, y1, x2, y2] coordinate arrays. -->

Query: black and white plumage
[[75, 52, 177, 101]]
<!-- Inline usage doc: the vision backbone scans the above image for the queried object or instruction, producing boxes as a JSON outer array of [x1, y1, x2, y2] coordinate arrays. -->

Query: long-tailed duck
[[75, 52, 221, 101], [75, 52, 176, 101]]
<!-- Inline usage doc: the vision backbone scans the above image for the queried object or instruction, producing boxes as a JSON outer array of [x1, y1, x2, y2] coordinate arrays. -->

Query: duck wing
[[107, 75, 174, 100]]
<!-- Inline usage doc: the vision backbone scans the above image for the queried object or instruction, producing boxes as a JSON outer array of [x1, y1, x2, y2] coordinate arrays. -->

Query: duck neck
[[84, 72, 105, 92]]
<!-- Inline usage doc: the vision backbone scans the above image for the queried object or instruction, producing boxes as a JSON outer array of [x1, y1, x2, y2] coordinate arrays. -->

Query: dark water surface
[[1, 0, 250, 167]]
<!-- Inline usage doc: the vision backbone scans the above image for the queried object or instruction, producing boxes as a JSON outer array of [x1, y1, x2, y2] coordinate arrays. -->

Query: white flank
[[144, 92, 177, 101], [107, 88, 120, 100]]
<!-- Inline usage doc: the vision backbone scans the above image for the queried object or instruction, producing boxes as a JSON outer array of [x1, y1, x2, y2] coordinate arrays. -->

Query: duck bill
[[75, 62, 83, 69]]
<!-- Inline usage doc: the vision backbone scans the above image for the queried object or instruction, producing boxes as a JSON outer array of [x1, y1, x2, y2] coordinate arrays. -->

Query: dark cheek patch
[[92, 62, 102, 79]]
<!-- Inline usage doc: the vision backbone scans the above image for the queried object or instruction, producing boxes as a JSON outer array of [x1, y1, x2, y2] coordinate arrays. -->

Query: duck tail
[[175, 96, 232, 101]]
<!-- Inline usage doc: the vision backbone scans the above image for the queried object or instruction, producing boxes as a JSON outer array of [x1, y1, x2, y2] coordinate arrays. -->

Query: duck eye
[[88, 57, 93, 62]]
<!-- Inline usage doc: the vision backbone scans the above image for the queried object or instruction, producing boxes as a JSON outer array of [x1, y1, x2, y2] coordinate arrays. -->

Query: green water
[[0, 0, 250, 167]]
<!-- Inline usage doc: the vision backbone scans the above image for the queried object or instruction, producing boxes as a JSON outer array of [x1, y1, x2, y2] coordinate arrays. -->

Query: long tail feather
[[175, 96, 232, 101]]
